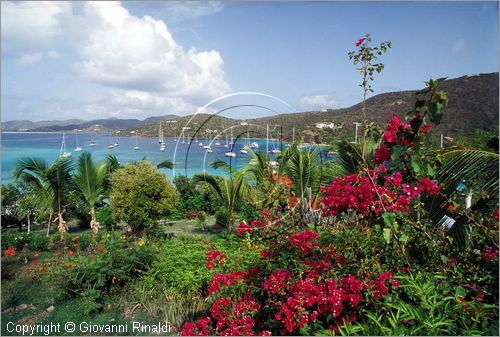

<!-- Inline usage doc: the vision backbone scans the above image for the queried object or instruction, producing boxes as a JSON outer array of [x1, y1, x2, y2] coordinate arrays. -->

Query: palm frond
[[193, 173, 223, 199], [438, 147, 499, 196], [157, 160, 174, 170]]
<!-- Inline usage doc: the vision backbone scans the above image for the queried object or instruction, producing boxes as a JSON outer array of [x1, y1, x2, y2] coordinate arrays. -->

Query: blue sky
[[1, 1, 498, 122]]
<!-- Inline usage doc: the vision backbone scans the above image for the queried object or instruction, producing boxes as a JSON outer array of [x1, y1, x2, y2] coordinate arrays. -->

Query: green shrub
[[27, 234, 49, 251], [335, 272, 499, 336], [142, 236, 212, 295], [215, 208, 229, 228], [95, 205, 114, 230], [109, 161, 179, 230]]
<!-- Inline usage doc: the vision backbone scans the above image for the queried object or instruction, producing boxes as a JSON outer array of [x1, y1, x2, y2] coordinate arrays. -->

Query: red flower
[[289, 230, 320, 253], [493, 208, 499, 221], [237, 222, 253, 236], [67, 250, 74, 256], [374, 143, 391, 164], [205, 250, 228, 270], [4, 247, 16, 257], [419, 177, 440, 195], [475, 291, 485, 301], [482, 247, 499, 261], [418, 123, 432, 134], [383, 130, 397, 143], [263, 269, 292, 295], [355, 38, 366, 47]]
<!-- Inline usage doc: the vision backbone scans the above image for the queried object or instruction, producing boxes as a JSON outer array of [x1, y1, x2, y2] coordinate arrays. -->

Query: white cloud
[[1, 1, 71, 53], [71, 2, 230, 112], [2, 1, 231, 118], [17, 50, 61, 66], [300, 94, 336, 109], [452, 38, 467, 53]]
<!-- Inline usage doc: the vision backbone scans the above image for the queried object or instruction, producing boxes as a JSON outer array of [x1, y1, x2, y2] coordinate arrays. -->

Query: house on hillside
[[315, 122, 335, 129]]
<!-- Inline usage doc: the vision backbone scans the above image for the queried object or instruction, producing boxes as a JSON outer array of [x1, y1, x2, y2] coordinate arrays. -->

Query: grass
[[1, 219, 221, 336]]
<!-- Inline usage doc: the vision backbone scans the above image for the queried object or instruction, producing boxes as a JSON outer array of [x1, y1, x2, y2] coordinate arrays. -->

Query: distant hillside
[[3, 73, 497, 142], [1, 115, 179, 132], [1, 119, 85, 132], [132, 72, 498, 143], [246, 72, 499, 142]]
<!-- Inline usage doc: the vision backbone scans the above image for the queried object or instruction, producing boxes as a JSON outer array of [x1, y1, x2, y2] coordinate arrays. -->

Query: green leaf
[[391, 145, 408, 161], [383, 228, 392, 244], [382, 211, 397, 227], [440, 255, 449, 264], [411, 157, 422, 174], [426, 164, 436, 177], [399, 234, 409, 244]]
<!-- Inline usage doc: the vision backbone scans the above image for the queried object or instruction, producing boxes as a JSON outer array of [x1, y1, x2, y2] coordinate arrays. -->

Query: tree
[[14, 157, 74, 236], [109, 161, 178, 231], [73, 151, 109, 235], [194, 171, 248, 232]]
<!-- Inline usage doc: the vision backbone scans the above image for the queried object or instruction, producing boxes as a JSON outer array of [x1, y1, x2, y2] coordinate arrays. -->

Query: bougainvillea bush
[[180, 79, 498, 335]]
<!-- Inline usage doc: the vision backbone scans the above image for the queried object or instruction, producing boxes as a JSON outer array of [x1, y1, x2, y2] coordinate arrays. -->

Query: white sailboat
[[114, 131, 120, 147], [89, 131, 95, 147], [108, 132, 115, 149], [240, 131, 250, 154], [60, 133, 71, 158], [225, 128, 236, 157], [74, 131, 82, 152], [158, 122, 163, 144], [159, 125, 166, 152], [134, 131, 140, 150]]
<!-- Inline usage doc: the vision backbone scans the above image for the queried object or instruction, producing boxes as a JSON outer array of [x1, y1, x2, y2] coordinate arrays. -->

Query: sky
[[1, 1, 498, 122]]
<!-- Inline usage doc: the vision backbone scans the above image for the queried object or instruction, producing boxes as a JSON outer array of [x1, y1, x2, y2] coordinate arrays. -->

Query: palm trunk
[[90, 207, 99, 235], [46, 211, 53, 236], [57, 213, 67, 235], [27, 212, 31, 233]]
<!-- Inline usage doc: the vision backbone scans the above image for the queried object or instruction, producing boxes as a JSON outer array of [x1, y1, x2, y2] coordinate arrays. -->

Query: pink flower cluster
[[367, 271, 400, 299], [374, 115, 433, 165], [182, 295, 271, 336], [208, 270, 249, 295], [482, 247, 499, 261], [322, 168, 440, 217], [355, 38, 366, 47], [262, 269, 292, 295], [289, 230, 320, 253], [206, 250, 228, 270], [237, 220, 266, 237]]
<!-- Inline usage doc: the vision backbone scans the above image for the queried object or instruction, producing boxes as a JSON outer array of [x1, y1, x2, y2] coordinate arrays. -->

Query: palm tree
[[14, 157, 74, 236], [424, 147, 499, 246], [194, 167, 248, 232], [284, 143, 322, 199], [73, 151, 109, 235]]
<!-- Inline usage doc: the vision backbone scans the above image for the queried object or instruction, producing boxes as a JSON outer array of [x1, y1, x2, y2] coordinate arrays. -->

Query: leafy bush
[[48, 232, 156, 300], [27, 234, 49, 251], [335, 272, 499, 336], [109, 161, 179, 230], [142, 236, 213, 295], [215, 208, 229, 228]]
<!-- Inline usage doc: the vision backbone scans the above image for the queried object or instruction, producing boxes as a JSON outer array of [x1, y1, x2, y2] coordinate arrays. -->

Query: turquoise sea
[[1, 132, 314, 185]]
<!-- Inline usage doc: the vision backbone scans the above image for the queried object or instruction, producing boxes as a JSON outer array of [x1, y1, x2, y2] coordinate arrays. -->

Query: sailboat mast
[[266, 125, 269, 153]]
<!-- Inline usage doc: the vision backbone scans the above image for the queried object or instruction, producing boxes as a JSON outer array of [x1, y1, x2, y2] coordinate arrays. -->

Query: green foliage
[[141, 236, 212, 295], [344, 272, 498, 336], [49, 233, 156, 306], [95, 205, 114, 230], [109, 161, 179, 230], [174, 175, 222, 216], [215, 207, 229, 228]]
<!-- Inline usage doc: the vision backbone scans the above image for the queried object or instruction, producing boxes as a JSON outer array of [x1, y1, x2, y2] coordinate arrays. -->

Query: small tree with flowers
[[348, 34, 392, 121]]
